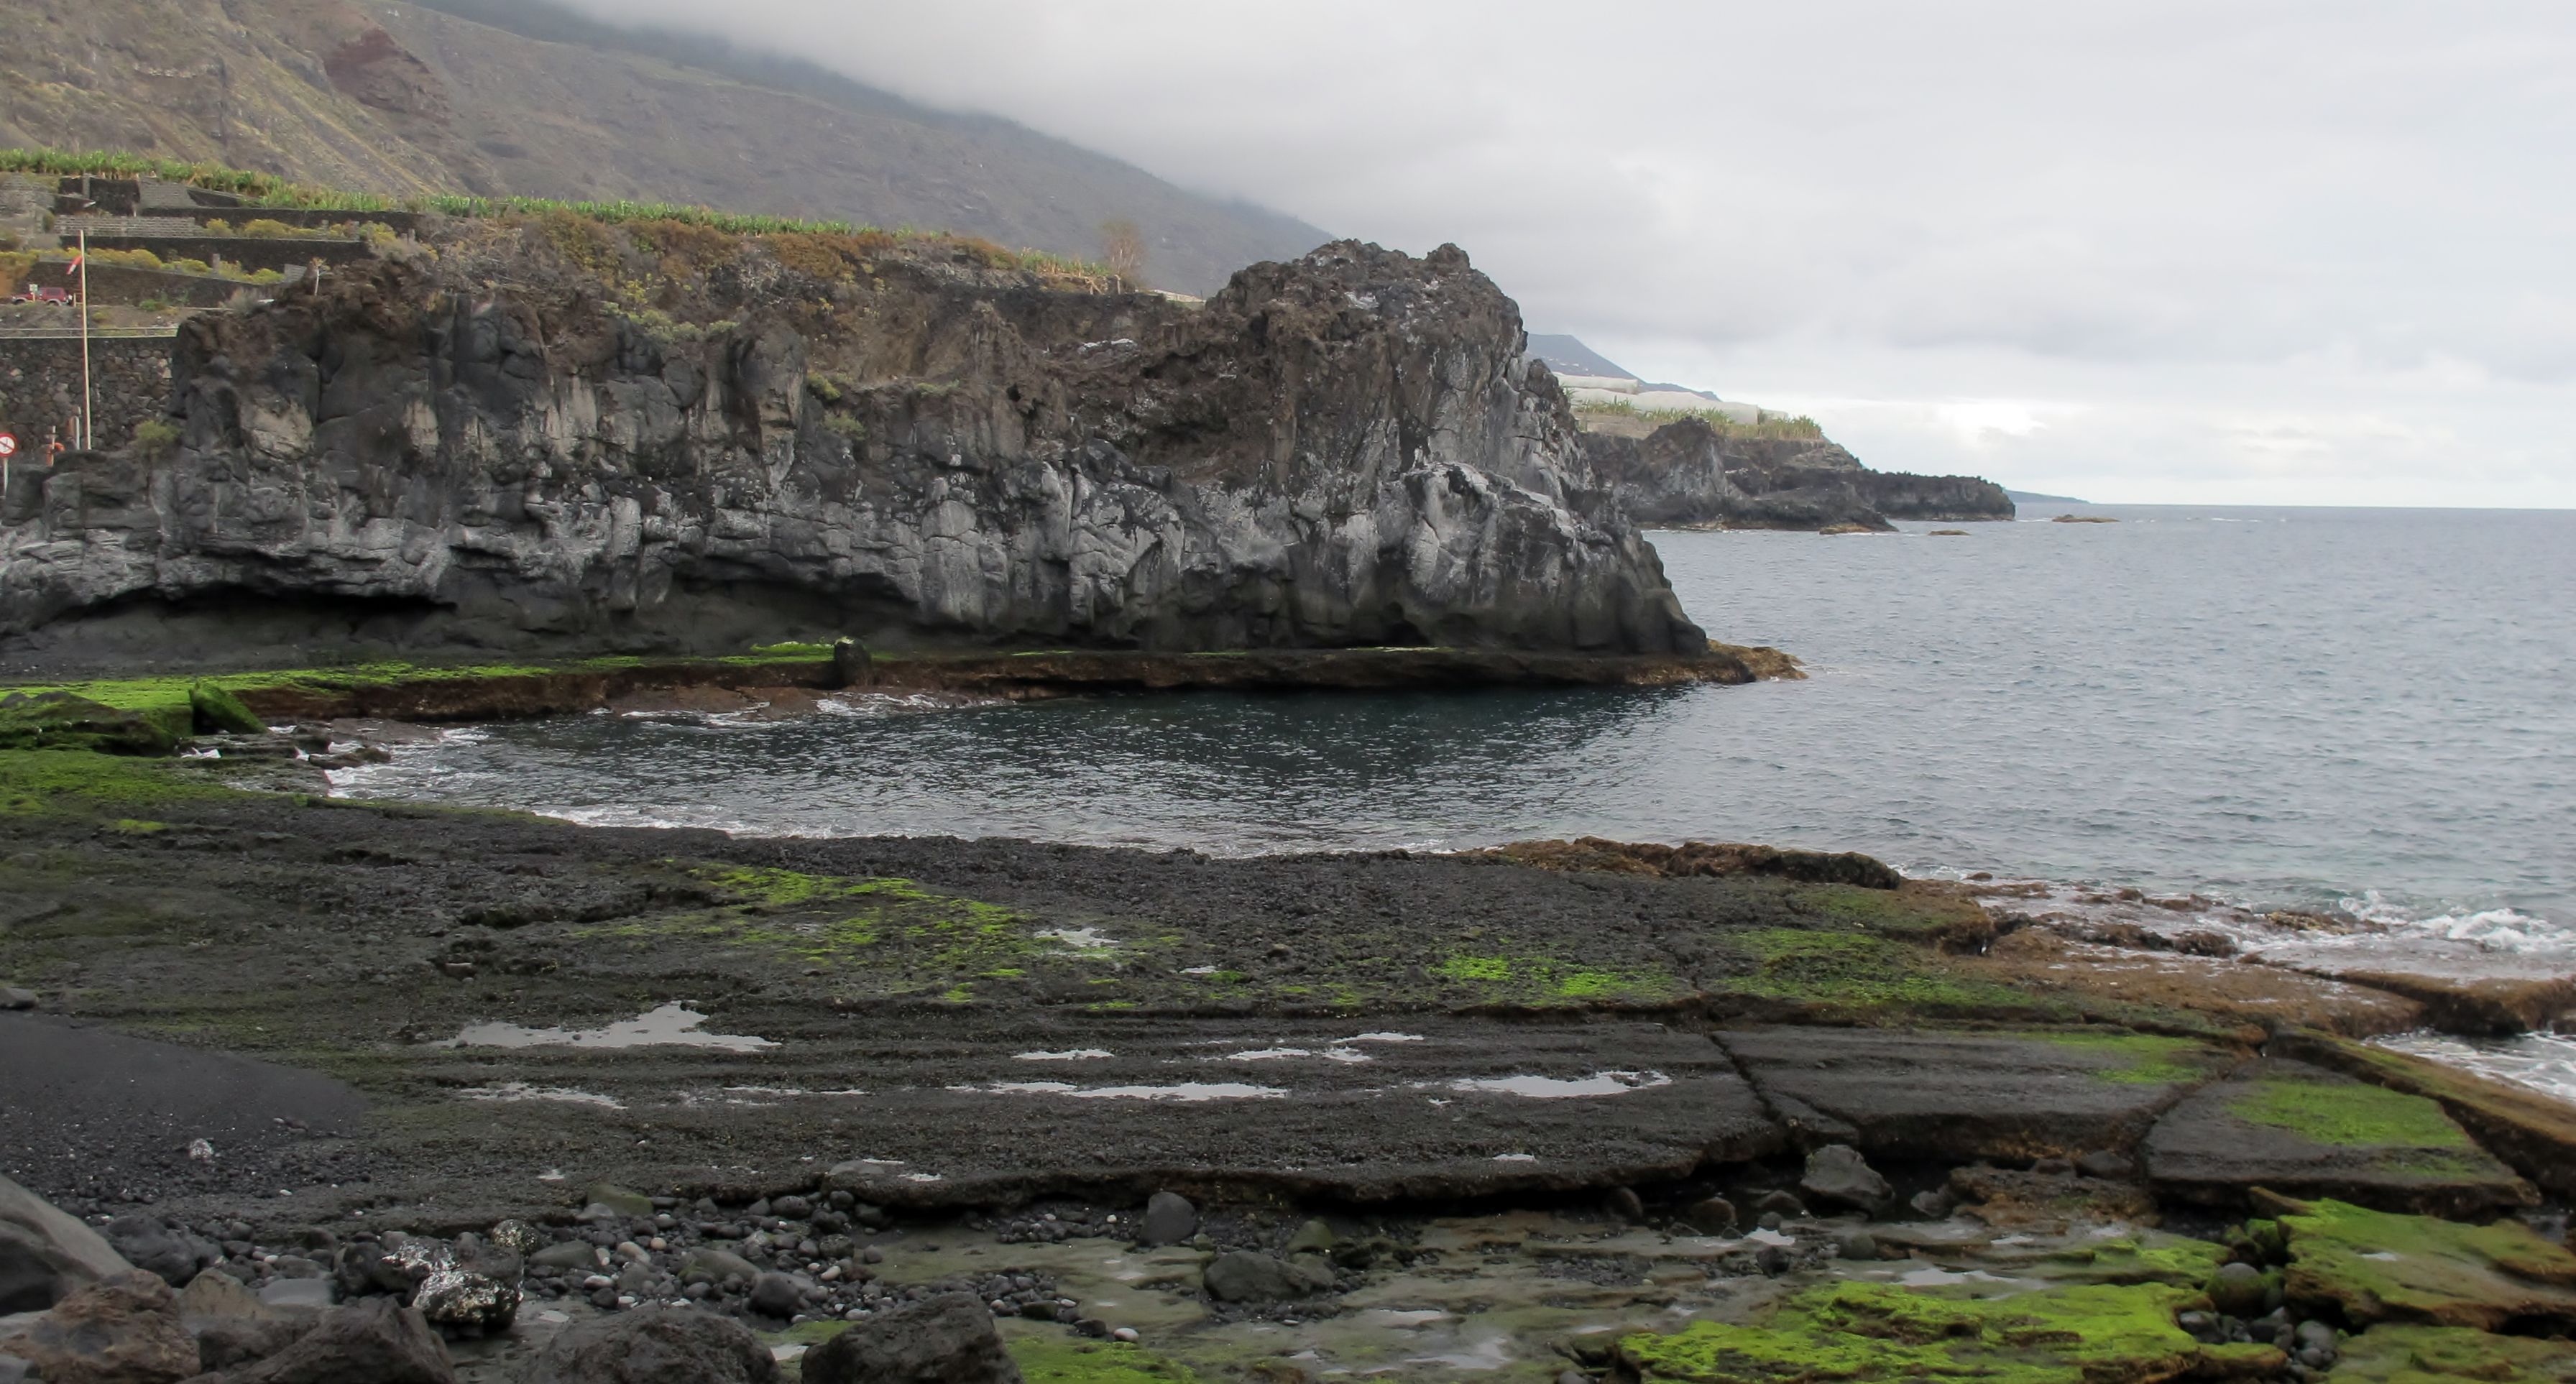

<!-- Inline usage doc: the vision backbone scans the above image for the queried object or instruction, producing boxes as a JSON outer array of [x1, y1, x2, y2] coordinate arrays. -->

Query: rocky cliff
[[1581, 417, 2015, 530], [0, 226, 1707, 667]]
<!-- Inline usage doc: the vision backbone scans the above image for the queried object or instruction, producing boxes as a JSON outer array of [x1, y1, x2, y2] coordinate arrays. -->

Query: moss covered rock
[[2145, 1058, 2534, 1217], [2334, 1325, 2576, 1384], [1616, 1279, 2281, 1384], [187, 681, 267, 736], [0, 693, 177, 756], [2277, 1199, 2576, 1332]]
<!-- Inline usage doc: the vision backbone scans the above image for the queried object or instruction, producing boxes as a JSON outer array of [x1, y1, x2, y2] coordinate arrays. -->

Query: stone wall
[[72, 236, 377, 275], [19, 262, 252, 308], [0, 336, 175, 457]]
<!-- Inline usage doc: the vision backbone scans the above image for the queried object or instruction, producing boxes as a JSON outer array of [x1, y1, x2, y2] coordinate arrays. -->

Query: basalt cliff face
[[1581, 417, 2015, 531], [0, 231, 1707, 666]]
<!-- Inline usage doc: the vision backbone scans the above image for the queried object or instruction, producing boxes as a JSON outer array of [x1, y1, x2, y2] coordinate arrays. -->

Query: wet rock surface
[[0, 764, 2572, 1382], [1719, 1025, 2242, 1162]]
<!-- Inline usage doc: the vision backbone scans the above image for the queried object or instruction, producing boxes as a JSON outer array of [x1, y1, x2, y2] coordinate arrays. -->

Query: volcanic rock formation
[[0, 234, 1708, 666]]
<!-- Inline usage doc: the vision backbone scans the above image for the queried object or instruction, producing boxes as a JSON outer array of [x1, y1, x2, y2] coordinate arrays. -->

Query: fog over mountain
[[552, 0, 2575, 507]]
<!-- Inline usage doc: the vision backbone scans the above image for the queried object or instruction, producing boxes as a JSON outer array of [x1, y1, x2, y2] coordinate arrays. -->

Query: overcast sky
[[564, 0, 2572, 506]]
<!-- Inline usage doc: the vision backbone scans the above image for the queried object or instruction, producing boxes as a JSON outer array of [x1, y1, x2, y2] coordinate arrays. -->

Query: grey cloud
[[551, 0, 2575, 501]]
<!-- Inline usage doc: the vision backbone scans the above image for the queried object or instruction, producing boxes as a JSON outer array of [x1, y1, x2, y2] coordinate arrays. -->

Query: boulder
[[182, 1270, 314, 1374], [2144, 1060, 2534, 1217], [1800, 1145, 1892, 1214], [530, 1242, 600, 1273], [104, 1216, 219, 1288], [1678, 1198, 1738, 1236], [0, 1270, 199, 1384], [1203, 1251, 1333, 1304], [582, 1184, 655, 1220], [799, 1291, 1024, 1384], [222, 1297, 455, 1384], [520, 1306, 780, 1384], [1138, 1192, 1197, 1247], [335, 1237, 518, 1332], [746, 1272, 803, 1319], [679, 1248, 758, 1283], [0, 1175, 132, 1314]]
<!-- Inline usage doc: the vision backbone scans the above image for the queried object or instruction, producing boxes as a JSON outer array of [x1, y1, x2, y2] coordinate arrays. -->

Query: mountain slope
[[0, 0, 1327, 292]]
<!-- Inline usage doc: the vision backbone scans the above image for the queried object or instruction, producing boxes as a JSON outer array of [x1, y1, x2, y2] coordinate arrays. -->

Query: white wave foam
[[2373, 1033, 2576, 1105], [2338, 891, 2576, 956]]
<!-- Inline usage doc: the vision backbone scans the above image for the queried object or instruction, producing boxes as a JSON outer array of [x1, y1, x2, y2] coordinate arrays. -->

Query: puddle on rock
[[456, 1082, 623, 1109], [1432, 1071, 1673, 1099], [1015, 1048, 1115, 1061], [979, 1081, 1287, 1102], [438, 1003, 778, 1052]]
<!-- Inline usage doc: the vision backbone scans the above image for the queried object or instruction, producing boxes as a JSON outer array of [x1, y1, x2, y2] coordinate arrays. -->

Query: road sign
[[0, 434, 17, 458]]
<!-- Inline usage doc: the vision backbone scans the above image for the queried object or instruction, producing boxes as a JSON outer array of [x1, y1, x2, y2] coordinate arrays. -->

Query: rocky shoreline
[[2, 737, 2572, 1383]]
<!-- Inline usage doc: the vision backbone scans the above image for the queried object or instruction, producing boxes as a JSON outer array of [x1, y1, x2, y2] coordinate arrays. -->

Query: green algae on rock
[[2275, 1199, 2576, 1332], [0, 693, 179, 756], [1615, 1279, 2281, 1384], [2276, 1033, 2576, 1199], [2145, 1060, 2534, 1217], [1005, 1329, 1204, 1383], [2333, 1325, 2576, 1384]]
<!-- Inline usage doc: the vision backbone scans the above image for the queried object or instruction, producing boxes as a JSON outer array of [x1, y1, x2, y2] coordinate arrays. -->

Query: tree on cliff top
[[1100, 218, 1146, 288]]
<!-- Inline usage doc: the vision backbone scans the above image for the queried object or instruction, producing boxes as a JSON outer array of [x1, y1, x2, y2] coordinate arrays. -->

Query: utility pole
[[78, 226, 93, 451]]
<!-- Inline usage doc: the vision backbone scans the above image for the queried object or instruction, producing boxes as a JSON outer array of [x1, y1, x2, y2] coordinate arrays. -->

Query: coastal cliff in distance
[[1582, 417, 2018, 531], [1524, 336, 2015, 530], [0, 223, 1709, 668]]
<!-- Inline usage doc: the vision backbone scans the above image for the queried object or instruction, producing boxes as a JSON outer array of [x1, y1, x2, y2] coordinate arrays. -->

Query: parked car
[[12, 286, 79, 306]]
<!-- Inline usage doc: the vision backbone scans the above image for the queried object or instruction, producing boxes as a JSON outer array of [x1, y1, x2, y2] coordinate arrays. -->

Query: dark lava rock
[[1801, 1145, 1893, 1214], [1754, 1190, 1807, 1219], [1606, 1187, 1647, 1223], [747, 1272, 804, 1319], [1679, 1197, 1738, 1235], [1204, 1251, 1333, 1304], [1140, 1191, 1197, 1247], [2076, 1150, 2140, 1181], [522, 1306, 780, 1384], [0, 1174, 131, 1313], [221, 1296, 456, 1384], [1835, 1230, 1882, 1263], [801, 1291, 1024, 1384], [104, 1214, 219, 1288]]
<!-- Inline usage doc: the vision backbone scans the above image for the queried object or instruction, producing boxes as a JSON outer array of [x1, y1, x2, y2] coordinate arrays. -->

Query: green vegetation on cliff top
[[0, 147, 1116, 282]]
